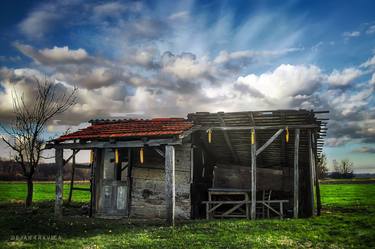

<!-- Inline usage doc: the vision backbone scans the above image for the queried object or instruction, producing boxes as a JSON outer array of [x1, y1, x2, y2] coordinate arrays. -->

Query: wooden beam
[[256, 129, 284, 156], [217, 113, 240, 163], [153, 147, 165, 158], [313, 110, 330, 114], [293, 129, 300, 218], [63, 149, 80, 166], [200, 124, 319, 132], [250, 129, 257, 220], [248, 112, 255, 126], [55, 148, 64, 218], [165, 145, 176, 226], [308, 130, 315, 216], [73, 163, 91, 169], [46, 138, 182, 149]]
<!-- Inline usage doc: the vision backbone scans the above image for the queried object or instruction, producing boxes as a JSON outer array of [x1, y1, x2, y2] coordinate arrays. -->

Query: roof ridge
[[89, 117, 188, 124]]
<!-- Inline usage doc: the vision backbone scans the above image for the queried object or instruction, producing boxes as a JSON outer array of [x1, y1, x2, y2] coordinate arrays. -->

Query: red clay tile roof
[[57, 118, 193, 141]]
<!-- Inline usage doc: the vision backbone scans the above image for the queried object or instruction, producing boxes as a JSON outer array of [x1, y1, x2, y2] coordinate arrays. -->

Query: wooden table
[[203, 188, 288, 219]]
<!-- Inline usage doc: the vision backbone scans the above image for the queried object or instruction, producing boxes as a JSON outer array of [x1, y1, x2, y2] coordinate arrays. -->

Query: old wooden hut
[[47, 109, 327, 224]]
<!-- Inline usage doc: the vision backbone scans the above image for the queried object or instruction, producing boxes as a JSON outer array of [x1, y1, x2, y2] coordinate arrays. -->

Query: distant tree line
[[0, 157, 89, 181], [316, 154, 354, 179], [331, 159, 354, 179]]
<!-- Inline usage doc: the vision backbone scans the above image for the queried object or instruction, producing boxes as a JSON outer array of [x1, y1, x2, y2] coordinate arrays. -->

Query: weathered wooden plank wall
[[212, 164, 290, 191], [129, 144, 191, 220]]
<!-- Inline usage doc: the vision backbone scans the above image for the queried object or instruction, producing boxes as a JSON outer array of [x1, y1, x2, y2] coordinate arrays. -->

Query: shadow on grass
[[1, 201, 375, 249]]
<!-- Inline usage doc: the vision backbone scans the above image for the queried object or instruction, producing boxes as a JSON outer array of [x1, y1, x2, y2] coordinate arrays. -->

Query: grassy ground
[[0, 181, 374, 249]]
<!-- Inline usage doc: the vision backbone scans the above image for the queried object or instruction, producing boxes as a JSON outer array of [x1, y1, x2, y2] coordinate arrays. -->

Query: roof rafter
[[217, 113, 240, 163]]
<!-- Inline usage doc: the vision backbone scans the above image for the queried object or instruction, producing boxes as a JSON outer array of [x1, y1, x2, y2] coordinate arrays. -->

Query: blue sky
[[0, 0, 374, 172]]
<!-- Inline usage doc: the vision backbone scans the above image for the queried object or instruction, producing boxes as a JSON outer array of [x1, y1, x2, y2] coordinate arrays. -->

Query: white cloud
[[15, 43, 90, 65], [326, 68, 362, 86], [39, 47, 89, 63], [92, 2, 127, 18], [361, 55, 375, 68], [366, 25, 375, 34], [169, 11, 189, 21], [0, 68, 47, 121], [128, 48, 159, 68], [213, 48, 302, 65], [161, 52, 213, 80], [322, 88, 371, 116], [342, 31, 360, 38], [370, 73, 375, 85], [18, 3, 62, 39], [352, 146, 375, 153], [237, 64, 322, 99], [52, 66, 127, 89], [326, 136, 351, 147]]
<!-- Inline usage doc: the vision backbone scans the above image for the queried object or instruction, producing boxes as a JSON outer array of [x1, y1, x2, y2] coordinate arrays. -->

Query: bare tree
[[316, 153, 328, 179], [332, 159, 354, 179], [1, 79, 77, 206]]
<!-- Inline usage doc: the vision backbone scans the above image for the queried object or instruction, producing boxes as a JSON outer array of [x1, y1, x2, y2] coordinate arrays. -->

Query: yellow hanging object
[[286, 127, 289, 143], [89, 150, 94, 164], [251, 129, 255, 145], [115, 149, 119, 164], [208, 129, 212, 143], [140, 148, 144, 164]]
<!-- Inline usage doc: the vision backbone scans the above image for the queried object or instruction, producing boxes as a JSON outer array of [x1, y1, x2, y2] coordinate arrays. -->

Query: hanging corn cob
[[140, 147, 144, 164], [207, 129, 212, 143], [115, 148, 119, 164], [251, 129, 255, 144]]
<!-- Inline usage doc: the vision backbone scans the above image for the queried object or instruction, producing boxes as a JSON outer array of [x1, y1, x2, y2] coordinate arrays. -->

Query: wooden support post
[[190, 147, 194, 184], [250, 129, 257, 220], [308, 130, 315, 216], [89, 149, 97, 217], [55, 148, 64, 218], [165, 145, 176, 226], [280, 202, 283, 219], [126, 148, 133, 217], [293, 129, 300, 218], [313, 132, 322, 215], [245, 192, 249, 219], [207, 192, 212, 220], [68, 149, 76, 203]]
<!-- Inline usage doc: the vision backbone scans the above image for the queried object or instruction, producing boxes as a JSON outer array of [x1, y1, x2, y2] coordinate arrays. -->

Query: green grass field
[[0, 181, 374, 248], [0, 182, 90, 203]]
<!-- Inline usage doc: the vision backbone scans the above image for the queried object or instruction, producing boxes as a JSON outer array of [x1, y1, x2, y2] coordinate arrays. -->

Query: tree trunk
[[26, 177, 33, 207]]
